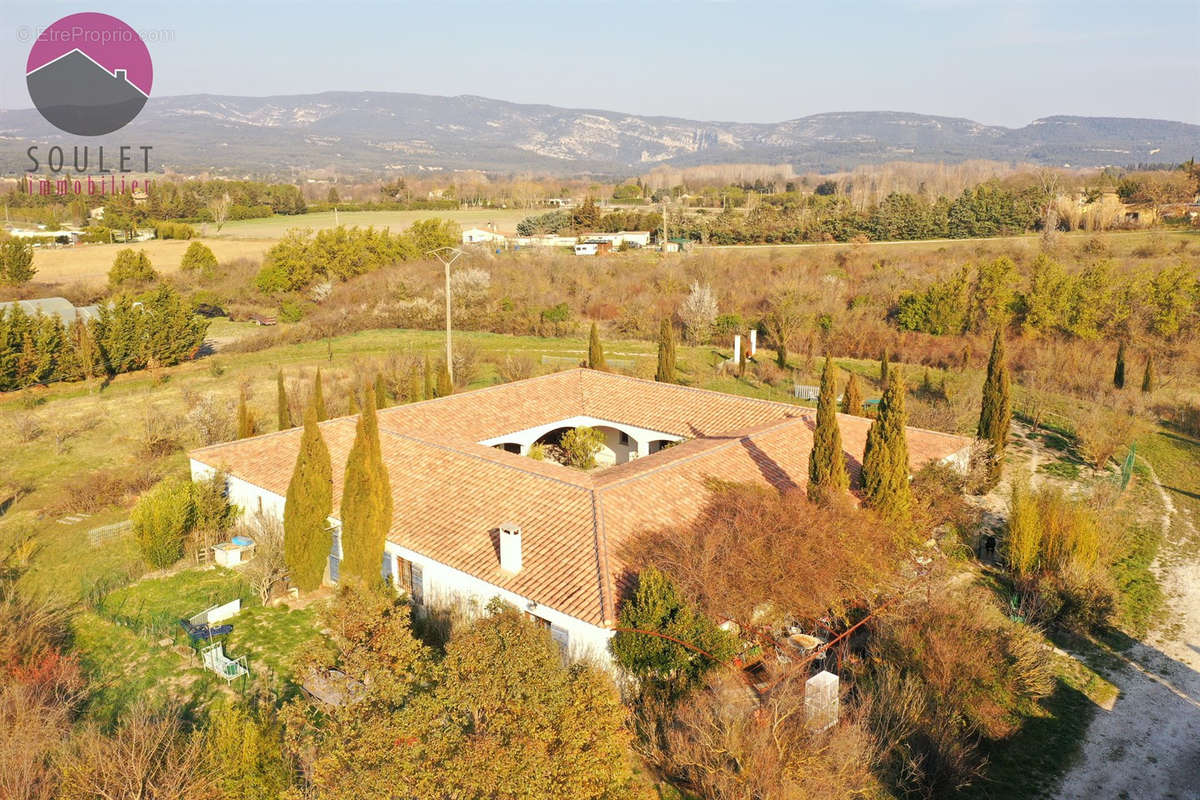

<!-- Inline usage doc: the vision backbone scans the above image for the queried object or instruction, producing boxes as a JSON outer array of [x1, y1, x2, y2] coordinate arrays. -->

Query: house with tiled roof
[[189, 369, 972, 662]]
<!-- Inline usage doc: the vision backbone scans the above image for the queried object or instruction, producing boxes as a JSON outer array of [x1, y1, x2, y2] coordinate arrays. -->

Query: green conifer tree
[[436, 360, 453, 397], [277, 369, 290, 430], [348, 386, 359, 415], [587, 322, 607, 370], [408, 363, 423, 403], [284, 403, 333, 591], [1141, 353, 1156, 394], [339, 383, 392, 584], [423, 354, 434, 400], [977, 328, 1012, 487], [374, 373, 388, 409], [237, 389, 253, 439], [655, 318, 676, 383], [879, 349, 890, 388], [808, 356, 849, 502], [861, 369, 911, 516], [1113, 340, 1126, 389], [842, 371, 864, 416], [313, 368, 327, 421]]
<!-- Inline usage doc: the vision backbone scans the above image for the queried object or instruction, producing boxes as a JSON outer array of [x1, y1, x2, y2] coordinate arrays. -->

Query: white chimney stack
[[499, 522, 522, 573], [733, 334, 741, 364]]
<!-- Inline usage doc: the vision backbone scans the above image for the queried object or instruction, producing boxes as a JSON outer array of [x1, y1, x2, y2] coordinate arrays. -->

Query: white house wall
[[188, 458, 615, 665], [383, 541, 615, 665]]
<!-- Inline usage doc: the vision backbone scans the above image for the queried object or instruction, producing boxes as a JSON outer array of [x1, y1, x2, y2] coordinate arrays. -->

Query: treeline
[[896, 256, 1200, 340], [674, 183, 1049, 244], [0, 287, 208, 391], [515, 206, 662, 236], [255, 219, 459, 293], [2, 177, 307, 224]]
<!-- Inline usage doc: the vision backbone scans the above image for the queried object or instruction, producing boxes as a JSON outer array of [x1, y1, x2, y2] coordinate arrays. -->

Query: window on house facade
[[619, 431, 629, 446], [393, 556, 424, 605]]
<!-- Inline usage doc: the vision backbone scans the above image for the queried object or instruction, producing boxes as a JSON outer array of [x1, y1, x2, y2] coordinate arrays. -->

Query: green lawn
[[69, 567, 321, 722]]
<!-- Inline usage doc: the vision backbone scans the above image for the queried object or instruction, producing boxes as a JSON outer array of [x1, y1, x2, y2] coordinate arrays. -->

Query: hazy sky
[[2, 0, 1197, 126]]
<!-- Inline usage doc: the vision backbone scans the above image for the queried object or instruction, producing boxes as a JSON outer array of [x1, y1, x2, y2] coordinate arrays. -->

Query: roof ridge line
[[377, 428, 596, 491], [189, 415, 353, 456], [580, 367, 803, 413], [594, 416, 804, 492], [589, 489, 615, 626]]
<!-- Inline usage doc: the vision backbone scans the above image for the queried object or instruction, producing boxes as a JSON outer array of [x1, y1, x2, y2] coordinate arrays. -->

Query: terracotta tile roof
[[190, 369, 971, 627]]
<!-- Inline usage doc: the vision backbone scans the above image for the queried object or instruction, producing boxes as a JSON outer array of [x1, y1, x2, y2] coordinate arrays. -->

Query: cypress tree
[[842, 371, 863, 416], [348, 385, 360, 415], [977, 328, 1012, 487], [408, 363, 423, 403], [1113, 340, 1126, 389], [277, 369, 290, 430], [879, 349, 890, 388], [655, 318, 676, 383], [587, 322, 607, 370], [808, 356, 849, 502], [423, 354, 433, 400], [436, 360, 453, 397], [313, 368, 327, 421], [374, 373, 388, 409], [339, 382, 392, 584], [862, 368, 911, 517], [236, 389, 253, 439], [1141, 353, 1156, 394], [284, 403, 333, 591]]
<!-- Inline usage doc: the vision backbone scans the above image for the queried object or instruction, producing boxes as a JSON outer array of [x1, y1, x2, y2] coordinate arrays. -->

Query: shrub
[[130, 478, 196, 569], [108, 248, 157, 287], [559, 426, 604, 470], [179, 241, 217, 276]]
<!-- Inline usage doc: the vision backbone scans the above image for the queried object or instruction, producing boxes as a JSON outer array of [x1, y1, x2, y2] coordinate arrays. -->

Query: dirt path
[[1056, 458, 1200, 800]]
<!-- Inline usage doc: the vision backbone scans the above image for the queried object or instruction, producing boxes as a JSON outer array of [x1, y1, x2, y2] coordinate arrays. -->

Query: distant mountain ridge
[[1, 91, 1196, 177]]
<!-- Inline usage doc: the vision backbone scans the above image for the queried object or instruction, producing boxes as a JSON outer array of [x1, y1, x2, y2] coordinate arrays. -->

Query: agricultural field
[[31, 237, 273, 286], [211, 207, 532, 240]]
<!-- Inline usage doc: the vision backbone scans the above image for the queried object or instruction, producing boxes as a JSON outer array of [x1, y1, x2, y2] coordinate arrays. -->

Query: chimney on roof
[[499, 522, 522, 573], [115, 69, 127, 82]]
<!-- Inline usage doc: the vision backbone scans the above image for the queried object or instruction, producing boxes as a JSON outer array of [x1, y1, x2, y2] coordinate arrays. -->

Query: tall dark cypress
[[1113, 340, 1126, 389], [1141, 353, 1156, 394], [236, 389, 253, 439], [313, 367, 327, 421], [842, 371, 864, 416], [879, 349, 890, 389], [277, 369, 290, 430], [588, 322, 607, 370], [808, 356, 849, 502], [436, 360, 453, 397], [374, 373, 388, 409], [423, 354, 433, 400], [284, 402, 333, 591], [655, 318, 676, 383], [862, 368, 911, 516], [977, 328, 1011, 487], [339, 382, 392, 584]]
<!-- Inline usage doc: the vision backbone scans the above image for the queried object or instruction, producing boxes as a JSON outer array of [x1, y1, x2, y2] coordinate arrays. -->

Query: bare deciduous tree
[[678, 281, 718, 344], [209, 192, 232, 234], [239, 511, 288, 605]]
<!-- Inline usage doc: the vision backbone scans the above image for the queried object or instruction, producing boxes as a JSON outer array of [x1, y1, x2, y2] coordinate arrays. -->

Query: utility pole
[[427, 246, 464, 383]]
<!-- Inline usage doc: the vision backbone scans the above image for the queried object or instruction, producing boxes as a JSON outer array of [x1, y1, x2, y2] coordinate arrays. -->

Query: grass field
[[32, 238, 273, 285], [212, 207, 532, 240]]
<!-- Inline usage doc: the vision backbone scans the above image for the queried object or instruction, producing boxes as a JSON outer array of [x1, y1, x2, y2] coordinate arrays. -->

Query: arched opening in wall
[[496, 442, 521, 454], [648, 439, 675, 455]]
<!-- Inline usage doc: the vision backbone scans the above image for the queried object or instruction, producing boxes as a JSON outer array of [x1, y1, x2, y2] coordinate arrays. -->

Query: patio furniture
[[179, 618, 233, 641], [200, 642, 249, 685]]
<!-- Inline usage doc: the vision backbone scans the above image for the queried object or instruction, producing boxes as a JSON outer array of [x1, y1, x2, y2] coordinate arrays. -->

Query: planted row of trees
[[0, 286, 209, 391]]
